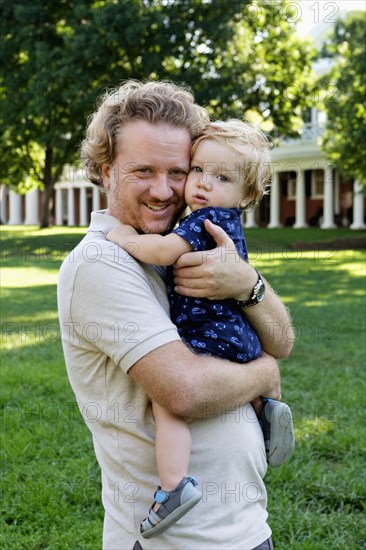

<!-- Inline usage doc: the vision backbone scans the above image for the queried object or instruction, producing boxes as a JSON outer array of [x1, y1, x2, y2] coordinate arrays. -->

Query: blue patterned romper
[[168, 206, 262, 363]]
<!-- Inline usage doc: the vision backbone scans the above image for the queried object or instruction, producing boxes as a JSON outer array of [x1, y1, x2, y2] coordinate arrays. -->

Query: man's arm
[[173, 219, 294, 359], [239, 274, 293, 358], [129, 341, 281, 418]]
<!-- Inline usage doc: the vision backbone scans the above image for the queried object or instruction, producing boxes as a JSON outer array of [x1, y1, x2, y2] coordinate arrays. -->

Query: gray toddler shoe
[[140, 476, 202, 539], [260, 398, 295, 467]]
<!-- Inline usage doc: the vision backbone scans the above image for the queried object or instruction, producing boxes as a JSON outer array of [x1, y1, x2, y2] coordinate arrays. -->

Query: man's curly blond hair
[[80, 80, 210, 186]]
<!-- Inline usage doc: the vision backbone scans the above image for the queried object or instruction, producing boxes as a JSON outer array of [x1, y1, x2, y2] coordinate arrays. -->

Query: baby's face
[[185, 139, 246, 211]]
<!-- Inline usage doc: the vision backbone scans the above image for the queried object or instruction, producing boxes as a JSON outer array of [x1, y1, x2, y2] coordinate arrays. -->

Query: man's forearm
[[244, 276, 294, 359], [130, 342, 280, 418], [223, 262, 294, 358]]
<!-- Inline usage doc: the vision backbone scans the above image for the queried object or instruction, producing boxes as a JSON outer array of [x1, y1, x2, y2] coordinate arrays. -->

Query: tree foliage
[[320, 11, 366, 187], [0, 0, 315, 226]]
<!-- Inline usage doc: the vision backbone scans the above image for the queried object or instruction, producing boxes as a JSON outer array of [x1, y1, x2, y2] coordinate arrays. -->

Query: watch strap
[[237, 270, 265, 308]]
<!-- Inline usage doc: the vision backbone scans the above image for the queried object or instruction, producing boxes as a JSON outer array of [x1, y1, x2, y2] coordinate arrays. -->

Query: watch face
[[238, 274, 265, 308], [255, 280, 265, 302]]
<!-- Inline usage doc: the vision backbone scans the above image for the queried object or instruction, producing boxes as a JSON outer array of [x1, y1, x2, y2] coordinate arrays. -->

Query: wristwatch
[[237, 271, 265, 308]]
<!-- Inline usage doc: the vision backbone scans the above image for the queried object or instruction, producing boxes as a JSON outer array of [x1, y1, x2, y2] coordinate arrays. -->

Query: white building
[[0, 173, 107, 228], [245, 17, 365, 230], [245, 104, 366, 230]]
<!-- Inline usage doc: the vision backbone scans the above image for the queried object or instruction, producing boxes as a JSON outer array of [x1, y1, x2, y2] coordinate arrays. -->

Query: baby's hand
[[107, 224, 138, 246]]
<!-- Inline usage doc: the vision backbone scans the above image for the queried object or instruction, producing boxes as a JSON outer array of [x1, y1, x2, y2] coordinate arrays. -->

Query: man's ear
[[102, 163, 111, 190]]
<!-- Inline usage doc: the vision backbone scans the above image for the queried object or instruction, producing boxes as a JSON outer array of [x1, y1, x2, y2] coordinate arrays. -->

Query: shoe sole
[[141, 491, 202, 539], [262, 400, 295, 467]]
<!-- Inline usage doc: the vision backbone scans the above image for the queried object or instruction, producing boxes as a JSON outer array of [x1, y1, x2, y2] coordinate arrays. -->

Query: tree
[[1, 0, 151, 227], [155, 1, 316, 134], [320, 11, 366, 187], [0, 0, 316, 227]]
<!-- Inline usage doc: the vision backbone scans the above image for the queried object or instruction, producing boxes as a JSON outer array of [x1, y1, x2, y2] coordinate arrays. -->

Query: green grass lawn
[[1, 226, 365, 549]]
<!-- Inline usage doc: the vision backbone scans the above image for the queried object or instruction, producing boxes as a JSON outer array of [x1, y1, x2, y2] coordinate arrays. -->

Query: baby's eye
[[191, 166, 203, 173], [218, 174, 228, 182]]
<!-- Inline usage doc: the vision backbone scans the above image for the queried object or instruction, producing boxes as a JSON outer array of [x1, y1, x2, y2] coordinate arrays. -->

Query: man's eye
[[136, 168, 151, 174], [170, 170, 187, 180]]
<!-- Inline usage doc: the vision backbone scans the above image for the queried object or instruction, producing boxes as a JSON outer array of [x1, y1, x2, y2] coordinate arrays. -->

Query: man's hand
[[173, 219, 257, 300], [259, 352, 281, 401]]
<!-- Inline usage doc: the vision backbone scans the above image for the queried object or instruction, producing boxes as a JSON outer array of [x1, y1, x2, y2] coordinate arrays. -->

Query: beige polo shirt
[[58, 210, 271, 550]]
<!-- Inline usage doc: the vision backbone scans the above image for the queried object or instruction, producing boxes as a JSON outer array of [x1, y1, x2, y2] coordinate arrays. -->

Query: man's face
[[102, 120, 191, 234]]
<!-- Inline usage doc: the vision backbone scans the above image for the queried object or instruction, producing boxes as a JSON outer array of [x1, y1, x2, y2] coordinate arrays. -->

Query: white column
[[8, 190, 23, 225], [350, 180, 366, 230], [321, 166, 336, 229], [311, 107, 317, 125], [92, 186, 101, 211], [24, 189, 40, 225], [55, 188, 63, 226], [244, 206, 257, 228], [79, 187, 88, 226], [334, 171, 340, 217], [0, 185, 8, 224], [268, 171, 281, 228], [67, 187, 75, 226], [294, 170, 308, 228]]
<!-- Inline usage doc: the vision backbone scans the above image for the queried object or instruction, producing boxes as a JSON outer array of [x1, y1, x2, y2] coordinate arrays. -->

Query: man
[[58, 80, 293, 550]]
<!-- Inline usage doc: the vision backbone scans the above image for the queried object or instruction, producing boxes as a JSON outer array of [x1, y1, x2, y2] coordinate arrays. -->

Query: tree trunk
[[40, 146, 53, 228]]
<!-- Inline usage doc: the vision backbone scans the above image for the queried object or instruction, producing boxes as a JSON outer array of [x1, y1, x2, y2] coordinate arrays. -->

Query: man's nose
[[149, 174, 174, 201]]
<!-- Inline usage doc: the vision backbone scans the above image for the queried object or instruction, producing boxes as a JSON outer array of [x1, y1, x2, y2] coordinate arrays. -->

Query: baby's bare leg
[[153, 401, 192, 491], [140, 402, 201, 537]]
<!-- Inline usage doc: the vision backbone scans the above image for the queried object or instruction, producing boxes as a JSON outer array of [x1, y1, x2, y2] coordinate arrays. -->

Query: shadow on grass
[[1, 232, 84, 269], [2, 284, 58, 320]]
